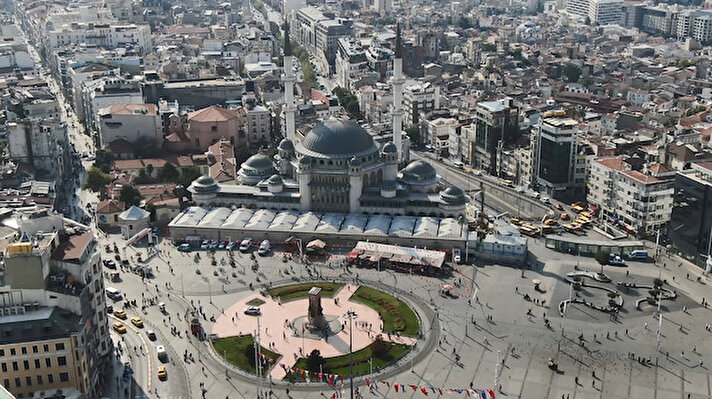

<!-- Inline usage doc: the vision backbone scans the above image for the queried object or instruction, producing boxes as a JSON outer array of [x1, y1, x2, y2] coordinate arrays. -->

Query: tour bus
[[519, 225, 541, 237], [106, 287, 123, 301]]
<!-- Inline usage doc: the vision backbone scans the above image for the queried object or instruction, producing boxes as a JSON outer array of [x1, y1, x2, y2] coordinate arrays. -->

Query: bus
[[520, 225, 541, 237]]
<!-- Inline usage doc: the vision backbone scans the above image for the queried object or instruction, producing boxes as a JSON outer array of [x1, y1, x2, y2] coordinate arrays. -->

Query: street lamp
[[344, 310, 358, 399]]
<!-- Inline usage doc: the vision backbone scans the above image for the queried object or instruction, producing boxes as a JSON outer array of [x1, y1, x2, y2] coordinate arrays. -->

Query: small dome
[[278, 138, 294, 151], [382, 142, 397, 154], [191, 176, 219, 193], [349, 156, 362, 167], [398, 160, 437, 184], [267, 174, 283, 185], [242, 153, 274, 171], [299, 117, 377, 158], [441, 186, 467, 205]]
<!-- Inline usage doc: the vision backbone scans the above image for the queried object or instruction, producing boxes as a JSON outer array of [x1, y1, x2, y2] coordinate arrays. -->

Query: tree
[[370, 335, 389, 358], [562, 63, 582, 83], [594, 250, 610, 274], [84, 167, 112, 192], [305, 349, 325, 373], [333, 87, 360, 118], [158, 162, 180, 183], [134, 137, 160, 159], [133, 168, 155, 184], [93, 149, 115, 174], [178, 166, 202, 187], [146, 164, 154, 177], [584, 16, 591, 25], [405, 125, 421, 147], [119, 184, 143, 207]]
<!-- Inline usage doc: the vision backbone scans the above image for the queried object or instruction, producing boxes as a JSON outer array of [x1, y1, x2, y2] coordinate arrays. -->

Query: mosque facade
[[186, 24, 467, 218]]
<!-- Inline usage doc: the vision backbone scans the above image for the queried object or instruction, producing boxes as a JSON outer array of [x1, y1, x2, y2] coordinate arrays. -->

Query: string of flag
[[279, 364, 495, 397]]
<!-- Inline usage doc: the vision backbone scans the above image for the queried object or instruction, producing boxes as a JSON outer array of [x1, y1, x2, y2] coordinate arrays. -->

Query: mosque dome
[[298, 117, 377, 158], [278, 138, 294, 151], [382, 142, 398, 154], [440, 186, 467, 205], [191, 176, 219, 193], [398, 160, 438, 185]]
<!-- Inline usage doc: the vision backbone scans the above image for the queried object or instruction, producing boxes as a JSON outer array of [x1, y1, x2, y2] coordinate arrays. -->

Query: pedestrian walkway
[[211, 284, 416, 379]]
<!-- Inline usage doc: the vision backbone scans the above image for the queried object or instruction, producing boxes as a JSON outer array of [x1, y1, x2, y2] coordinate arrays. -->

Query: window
[[59, 372, 69, 382], [12, 361, 18, 371], [0, 349, 4, 356], [32, 346, 38, 354], [45, 358, 51, 368], [55, 343, 65, 351], [10, 348, 15, 356], [25, 376, 32, 386], [47, 374, 54, 384], [43, 345, 49, 352], [21, 347, 27, 355], [34, 359, 40, 369], [23, 360, 29, 370], [57, 356, 66, 366], [1, 363, 5, 372], [14, 378, 20, 388], [3, 379, 8, 388], [37, 375, 43, 385]]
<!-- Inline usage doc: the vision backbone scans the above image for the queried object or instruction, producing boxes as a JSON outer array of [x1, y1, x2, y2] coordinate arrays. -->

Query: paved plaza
[[100, 232, 712, 399]]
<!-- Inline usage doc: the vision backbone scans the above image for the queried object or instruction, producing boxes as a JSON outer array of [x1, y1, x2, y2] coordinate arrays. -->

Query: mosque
[[187, 25, 467, 218]]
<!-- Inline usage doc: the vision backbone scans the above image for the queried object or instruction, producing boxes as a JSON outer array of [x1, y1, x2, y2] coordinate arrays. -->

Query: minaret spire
[[283, 22, 297, 141], [391, 22, 405, 163]]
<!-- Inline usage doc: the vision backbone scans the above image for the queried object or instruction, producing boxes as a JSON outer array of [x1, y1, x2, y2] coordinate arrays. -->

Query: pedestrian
[[644, 321, 648, 330]]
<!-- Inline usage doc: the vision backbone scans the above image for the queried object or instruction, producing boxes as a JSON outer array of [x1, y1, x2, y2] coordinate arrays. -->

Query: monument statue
[[307, 287, 328, 333]]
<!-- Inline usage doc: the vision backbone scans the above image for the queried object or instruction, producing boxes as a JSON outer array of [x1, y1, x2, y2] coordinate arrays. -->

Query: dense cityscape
[[0, 0, 710, 397]]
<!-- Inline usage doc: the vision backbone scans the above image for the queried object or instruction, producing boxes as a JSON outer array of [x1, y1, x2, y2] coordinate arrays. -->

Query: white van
[[156, 345, 168, 362], [105, 287, 123, 301]]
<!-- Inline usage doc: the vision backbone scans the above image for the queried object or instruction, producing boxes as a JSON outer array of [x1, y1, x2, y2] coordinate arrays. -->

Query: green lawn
[[350, 286, 420, 335], [288, 341, 410, 381], [268, 282, 343, 302], [212, 335, 281, 375]]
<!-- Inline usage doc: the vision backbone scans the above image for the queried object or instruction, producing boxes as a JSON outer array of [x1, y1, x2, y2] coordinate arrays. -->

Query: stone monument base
[[291, 315, 343, 340]]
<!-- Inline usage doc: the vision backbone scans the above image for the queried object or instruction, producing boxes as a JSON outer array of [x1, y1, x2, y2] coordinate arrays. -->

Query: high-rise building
[[472, 98, 519, 175], [677, 11, 712, 44], [531, 114, 591, 200], [0, 210, 111, 398], [669, 162, 712, 268], [566, 0, 622, 25]]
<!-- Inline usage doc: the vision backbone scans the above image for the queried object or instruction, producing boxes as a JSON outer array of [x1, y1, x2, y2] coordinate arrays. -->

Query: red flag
[[328, 374, 334, 386], [410, 385, 418, 391], [487, 389, 495, 398], [394, 383, 399, 392], [438, 388, 443, 395], [366, 378, 371, 387], [318, 372, 323, 379], [381, 380, 390, 387], [421, 386, 429, 396]]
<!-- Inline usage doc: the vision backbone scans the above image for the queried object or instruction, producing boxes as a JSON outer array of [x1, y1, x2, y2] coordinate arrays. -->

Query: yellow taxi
[[113, 310, 127, 319], [157, 365, 167, 380], [543, 219, 559, 226], [112, 322, 127, 334], [509, 218, 522, 226], [130, 317, 144, 328]]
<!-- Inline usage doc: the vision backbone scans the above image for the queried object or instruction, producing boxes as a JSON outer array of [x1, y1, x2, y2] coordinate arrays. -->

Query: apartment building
[[80, 77, 143, 133], [0, 210, 111, 398], [588, 157, 675, 235], [5, 88, 71, 182], [403, 82, 440, 127], [98, 104, 162, 148], [677, 11, 712, 44], [45, 23, 152, 55], [566, 0, 622, 25], [335, 38, 376, 91]]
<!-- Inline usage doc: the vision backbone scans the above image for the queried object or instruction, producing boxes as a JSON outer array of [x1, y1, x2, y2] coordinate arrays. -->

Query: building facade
[[472, 98, 519, 175], [669, 162, 712, 267], [98, 104, 162, 148]]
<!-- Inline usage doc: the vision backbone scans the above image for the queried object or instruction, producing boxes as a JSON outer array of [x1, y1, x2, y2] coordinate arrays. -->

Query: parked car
[[177, 243, 192, 252], [452, 249, 461, 264], [200, 240, 210, 250], [239, 238, 254, 252], [146, 330, 157, 341], [258, 240, 271, 256], [608, 254, 626, 266], [244, 306, 261, 316], [226, 241, 236, 251], [218, 241, 226, 250]]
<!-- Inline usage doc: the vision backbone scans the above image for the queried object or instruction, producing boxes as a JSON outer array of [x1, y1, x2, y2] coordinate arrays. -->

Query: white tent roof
[[119, 205, 150, 221]]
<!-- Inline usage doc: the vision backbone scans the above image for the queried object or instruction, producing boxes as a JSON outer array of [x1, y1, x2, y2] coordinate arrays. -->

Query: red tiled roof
[[187, 106, 239, 122], [96, 199, 125, 214], [621, 170, 661, 184], [595, 156, 628, 171], [102, 104, 157, 116], [113, 158, 169, 170]]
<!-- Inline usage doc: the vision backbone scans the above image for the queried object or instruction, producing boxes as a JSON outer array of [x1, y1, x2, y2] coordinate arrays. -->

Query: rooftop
[[51, 231, 93, 262], [0, 307, 81, 345]]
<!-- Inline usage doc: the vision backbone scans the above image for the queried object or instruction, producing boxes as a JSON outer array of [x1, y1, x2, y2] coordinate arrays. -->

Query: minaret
[[391, 23, 405, 163], [283, 23, 297, 142]]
